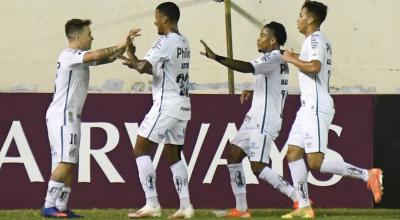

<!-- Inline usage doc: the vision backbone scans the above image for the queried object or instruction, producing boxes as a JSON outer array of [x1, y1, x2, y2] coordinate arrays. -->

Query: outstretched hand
[[199, 39, 216, 60]]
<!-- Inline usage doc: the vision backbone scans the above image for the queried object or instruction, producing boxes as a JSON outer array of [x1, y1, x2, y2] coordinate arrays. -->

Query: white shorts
[[138, 111, 188, 145], [47, 122, 81, 165], [287, 108, 334, 153], [231, 116, 274, 163]]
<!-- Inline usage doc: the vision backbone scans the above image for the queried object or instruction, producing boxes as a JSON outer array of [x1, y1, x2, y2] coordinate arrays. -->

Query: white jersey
[[46, 49, 92, 125], [298, 31, 334, 115], [144, 32, 191, 120], [249, 50, 289, 138]]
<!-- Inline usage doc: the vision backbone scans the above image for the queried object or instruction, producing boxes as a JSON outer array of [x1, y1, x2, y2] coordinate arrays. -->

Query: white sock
[[136, 156, 159, 208], [170, 160, 191, 209], [228, 163, 247, 212], [288, 159, 310, 208], [44, 180, 64, 208], [320, 159, 369, 182], [56, 187, 71, 211], [258, 167, 297, 202]]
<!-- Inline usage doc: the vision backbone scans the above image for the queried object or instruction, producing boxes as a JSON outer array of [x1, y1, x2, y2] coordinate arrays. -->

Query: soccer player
[[281, 1, 383, 218], [42, 19, 138, 218], [200, 22, 297, 218], [120, 2, 193, 219]]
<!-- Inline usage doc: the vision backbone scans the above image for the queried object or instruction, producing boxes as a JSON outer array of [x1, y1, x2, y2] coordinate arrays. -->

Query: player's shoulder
[[59, 49, 84, 59], [259, 50, 282, 63]]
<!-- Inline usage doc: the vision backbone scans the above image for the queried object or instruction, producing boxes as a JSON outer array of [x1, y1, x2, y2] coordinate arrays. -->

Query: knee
[[308, 160, 322, 171], [164, 145, 182, 165], [286, 147, 303, 162], [250, 162, 265, 176], [227, 145, 246, 164]]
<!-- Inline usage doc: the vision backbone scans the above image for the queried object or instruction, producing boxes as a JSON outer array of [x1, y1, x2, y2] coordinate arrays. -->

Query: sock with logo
[[170, 160, 191, 209], [55, 186, 71, 211], [228, 163, 248, 212], [289, 159, 310, 208], [258, 167, 297, 201], [44, 180, 64, 208], [136, 155, 160, 208], [320, 159, 369, 182]]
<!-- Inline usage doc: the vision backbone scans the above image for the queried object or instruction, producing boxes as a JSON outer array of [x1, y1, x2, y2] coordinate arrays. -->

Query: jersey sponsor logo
[[180, 107, 191, 112], [177, 47, 190, 59], [152, 38, 163, 50], [181, 63, 190, 69]]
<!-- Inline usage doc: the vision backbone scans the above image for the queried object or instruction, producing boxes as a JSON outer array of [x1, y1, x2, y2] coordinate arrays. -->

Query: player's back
[[46, 49, 90, 125], [144, 33, 191, 120], [298, 31, 333, 115]]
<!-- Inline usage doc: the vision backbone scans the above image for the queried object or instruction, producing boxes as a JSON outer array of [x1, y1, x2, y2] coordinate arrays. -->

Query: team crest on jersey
[[68, 112, 74, 123], [146, 174, 155, 191]]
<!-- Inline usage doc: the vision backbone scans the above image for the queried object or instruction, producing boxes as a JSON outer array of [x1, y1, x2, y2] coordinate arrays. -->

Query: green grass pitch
[[0, 208, 399, 220]]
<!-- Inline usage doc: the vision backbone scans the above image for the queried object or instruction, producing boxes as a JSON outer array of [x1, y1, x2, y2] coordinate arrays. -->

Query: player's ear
[[162, 15, 168, 24], [307, 16, 314, 25], [270, 36, 277, 45]]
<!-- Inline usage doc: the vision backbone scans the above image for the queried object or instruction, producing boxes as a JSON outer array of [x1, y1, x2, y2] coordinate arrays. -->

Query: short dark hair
[[265, 21, 287, 46], [302, 1, 328, 26], [65, 19, 92, 38], [156, 2, 180, 23]]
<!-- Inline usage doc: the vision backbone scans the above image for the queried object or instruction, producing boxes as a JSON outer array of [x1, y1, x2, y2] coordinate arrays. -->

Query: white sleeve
[[62, 50, 87, 67], [143, 36, 170, 74], [308, 34, 324, 63], [250, 53, 280, 76]]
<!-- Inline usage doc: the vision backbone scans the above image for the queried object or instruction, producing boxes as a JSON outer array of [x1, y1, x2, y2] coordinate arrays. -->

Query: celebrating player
[[200, 21, 297, 218], [120, 2, 194, 219], [42, 18, 138, 218], [281, 1, 383, 218]]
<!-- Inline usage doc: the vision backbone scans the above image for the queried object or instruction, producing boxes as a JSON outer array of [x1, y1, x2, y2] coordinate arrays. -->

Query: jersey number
[[176, 73, 189, 97], [69, 134, 78, 145]]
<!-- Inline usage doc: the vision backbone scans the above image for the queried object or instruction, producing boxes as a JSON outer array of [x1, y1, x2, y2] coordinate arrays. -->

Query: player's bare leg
[[164, 144, 194, 219], [308, 152, 383, 203], [128, 135, 161, 218]]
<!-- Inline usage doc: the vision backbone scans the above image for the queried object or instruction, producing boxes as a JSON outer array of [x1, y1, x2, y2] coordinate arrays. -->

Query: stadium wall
[[0, 94, 375, 209], [0, 0, 399, 94]]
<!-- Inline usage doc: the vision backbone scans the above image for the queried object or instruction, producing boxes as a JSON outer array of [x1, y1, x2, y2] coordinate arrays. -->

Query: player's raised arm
[[84, 28, 141, 65], [120, 40, 153, 75], [200, 40, 255, 73]]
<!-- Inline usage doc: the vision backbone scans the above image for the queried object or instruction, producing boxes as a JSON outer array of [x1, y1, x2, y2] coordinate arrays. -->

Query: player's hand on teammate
[[240, 90, 253, 104], [200, 40, 217, 60], [282, 49, 296, 63]]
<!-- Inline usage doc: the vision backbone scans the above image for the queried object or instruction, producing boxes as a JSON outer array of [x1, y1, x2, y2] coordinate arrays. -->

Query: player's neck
[[69, 41, 82, 50], [164, 25, 180, 35], [304, 26, 320, 37]]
